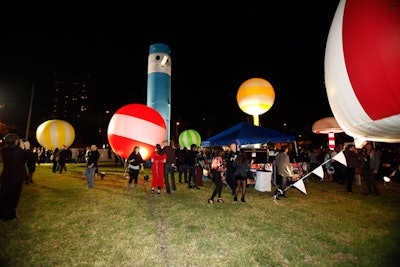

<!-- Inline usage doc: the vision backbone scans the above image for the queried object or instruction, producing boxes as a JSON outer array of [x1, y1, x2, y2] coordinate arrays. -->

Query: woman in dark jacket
[[233, 151, 250, 202], [126, 146, 144, 192]]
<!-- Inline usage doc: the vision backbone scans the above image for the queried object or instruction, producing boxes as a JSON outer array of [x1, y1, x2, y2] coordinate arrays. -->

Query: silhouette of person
[[0, 133, 31, 221]]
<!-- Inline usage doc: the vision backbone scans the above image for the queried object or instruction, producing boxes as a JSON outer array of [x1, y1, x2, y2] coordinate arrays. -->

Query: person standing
[[84, 145, 100, 189], [78, 148, 85, 163], [187, 144, 200, 189], [233, 151, 250, 202], [151, 144, 166, 194], [274, 145, 292, 200], [331, 144, 345, 184], [23, 140, 37, 184], [126, 146, 144, 192], [39, 147, 46, 163], [379, 147, 395, 178], [343, 144, 363, 194], [208, 147, 226, 205], [58, 145, 70, 175], [52, 148, 60, 173], [162, 140, 177, 194], [177, 147, 189, 183], [308, 147, 321, 172], [361, 142, 380, 196], [195, 147, 206, 188], [174, 143, 181, 178], [225, 143, 239, 195], [0, 133, 31, 221], [45, 149, 52, 163]]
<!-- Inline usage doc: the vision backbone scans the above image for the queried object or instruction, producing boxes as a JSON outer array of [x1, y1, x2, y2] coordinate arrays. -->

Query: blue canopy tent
[[201, 122, 298, 187], [201, 122, 296, 148]]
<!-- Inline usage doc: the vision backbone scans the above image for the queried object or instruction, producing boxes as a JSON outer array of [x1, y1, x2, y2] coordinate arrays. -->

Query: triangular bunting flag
[[312, 166, 324, 179], [293, 179, 307, 194], [332, 151, 347, 166]]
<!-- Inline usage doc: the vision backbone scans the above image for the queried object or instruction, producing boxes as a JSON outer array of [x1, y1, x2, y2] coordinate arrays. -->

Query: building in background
[[50, 73, 96, 121]]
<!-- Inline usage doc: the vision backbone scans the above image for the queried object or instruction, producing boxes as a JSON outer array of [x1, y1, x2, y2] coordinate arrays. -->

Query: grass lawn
[[1, 162, 400, 266]]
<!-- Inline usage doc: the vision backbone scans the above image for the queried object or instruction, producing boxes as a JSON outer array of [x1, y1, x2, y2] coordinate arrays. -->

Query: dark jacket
[[58, 148, 71, 163], [343, 149, 362, 168], [234, 159, 250, 177], [178, 148, 189, 165], [186, 150, 197, 167], [87, 150, 100, 168], [127, 152, 144, 166], [26, 150, 37, 173], [163, 146, 176, 164], [1, 146, 31, 185]]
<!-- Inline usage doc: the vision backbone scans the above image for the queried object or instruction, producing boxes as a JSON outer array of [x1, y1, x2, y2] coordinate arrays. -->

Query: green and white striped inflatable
[[179, 129, 201, 149]]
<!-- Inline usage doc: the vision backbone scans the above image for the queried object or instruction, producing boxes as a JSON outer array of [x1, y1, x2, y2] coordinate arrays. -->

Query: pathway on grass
[[144, 182, 169, 267]]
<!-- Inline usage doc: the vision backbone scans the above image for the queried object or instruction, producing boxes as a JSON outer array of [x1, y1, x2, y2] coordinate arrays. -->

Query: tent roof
[[201, 122, 296, 147]]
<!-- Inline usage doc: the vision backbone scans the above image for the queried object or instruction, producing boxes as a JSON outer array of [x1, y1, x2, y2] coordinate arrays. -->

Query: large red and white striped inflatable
[[107, 104, 166, 160], [325, 0, 400, 143]]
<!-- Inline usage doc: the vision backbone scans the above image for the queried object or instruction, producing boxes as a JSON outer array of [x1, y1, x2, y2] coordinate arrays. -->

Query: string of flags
[[286, 151, 347, 195]]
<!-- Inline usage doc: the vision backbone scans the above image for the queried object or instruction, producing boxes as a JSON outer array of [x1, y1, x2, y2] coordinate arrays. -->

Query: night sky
[[0, 1, 341, 142]]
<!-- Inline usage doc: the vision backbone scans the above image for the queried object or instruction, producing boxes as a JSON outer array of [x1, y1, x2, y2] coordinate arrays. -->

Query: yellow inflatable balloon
[[36, 119, 75, 150], [237, 78, 275, 116]]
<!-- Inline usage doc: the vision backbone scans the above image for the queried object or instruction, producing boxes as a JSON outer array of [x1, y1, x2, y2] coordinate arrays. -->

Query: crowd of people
[[296, 142, 400, 196], [143, 141, 252, 205], [129, 140, 400, 203], [121, 140, 251, 205], [2, 132, 400, 221]]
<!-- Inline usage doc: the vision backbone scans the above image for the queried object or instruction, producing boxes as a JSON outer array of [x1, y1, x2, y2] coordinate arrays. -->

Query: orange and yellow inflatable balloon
[[237, 78, 275, 126]]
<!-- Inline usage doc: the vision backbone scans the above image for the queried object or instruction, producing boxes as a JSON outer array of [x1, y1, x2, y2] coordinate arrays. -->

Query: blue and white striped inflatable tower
[[147, 43, 171, 142]]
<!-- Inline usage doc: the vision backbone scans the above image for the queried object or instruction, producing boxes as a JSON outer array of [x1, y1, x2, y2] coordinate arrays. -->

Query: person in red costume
[[150, 144, 166, 194]]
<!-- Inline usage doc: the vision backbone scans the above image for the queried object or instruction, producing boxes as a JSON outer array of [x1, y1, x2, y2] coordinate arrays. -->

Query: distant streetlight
[[175, 122, 180, 141]]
